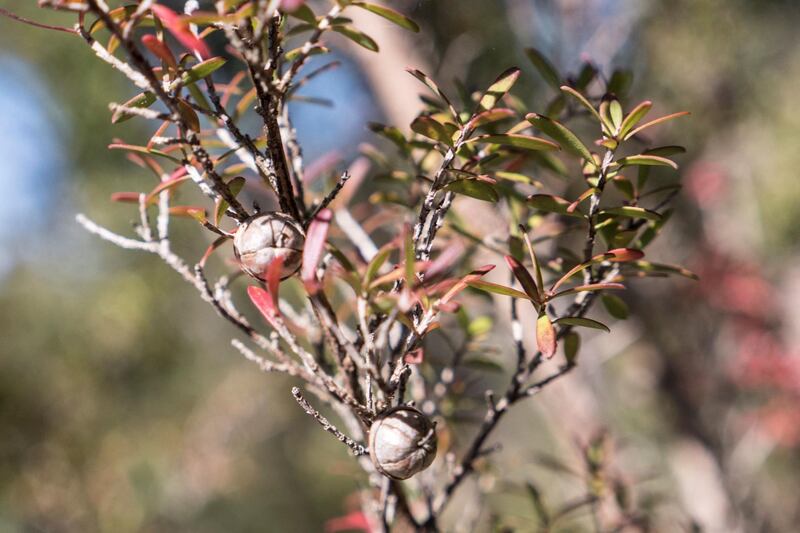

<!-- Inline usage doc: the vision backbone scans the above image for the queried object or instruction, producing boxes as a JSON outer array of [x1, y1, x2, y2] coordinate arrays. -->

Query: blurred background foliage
[[1, 0, 800, 531]]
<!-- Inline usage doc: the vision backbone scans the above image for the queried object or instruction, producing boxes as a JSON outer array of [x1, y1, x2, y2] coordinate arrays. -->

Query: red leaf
[[536, 313, 557, 359], [141, 34, 177, 69], [404, 347, 424, 364], [603, 248, 645, 263], [440, 264, 496, 304], [302, 209, 332, 294], [151, 4, 210, 59], [504, 255, 541, 304], [266, 256, 284, 309], [325, 511, 371, 533], [247, 285, 280, 330], [280, 0, 306, 9], [110, 192, 143, 203], [199, 236, 229, 267]]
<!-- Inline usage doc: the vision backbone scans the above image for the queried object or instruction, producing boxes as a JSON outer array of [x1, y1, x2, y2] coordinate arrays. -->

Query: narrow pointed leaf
[[151, 4, 210, 58], [178, 57, 227, 87], [551, 282, 626, 298], [351, 2, 419, 32], [440, 264, 495, 304], [302, 209, 332, 294], [617, 154, 678, 170], [333, 26, 379, 52], [505, 255, 540, 304], [624, 111, 690, 140], [477, 67, 521, 113], [601, 206, 662, 221], [564, 331, 581, 363], [525, 48, 561, 89], [112, 91, 156, 123], [467, 134, 559, 152], [466, 280, 531, 300], [247, 285, 280, 330], [528, 194, 585, 217], [560, 86, 603, 123], [556, 317, 610, 333], [618, 100, 652, 139], [527, 113, 594, 163], [406, 68, 460, 123], [601, 294, 629, 319], [443, 179, 499, 203], [468, 108, 515, 129], [364, 246, 392, 288], [411, 115, 452, 145]]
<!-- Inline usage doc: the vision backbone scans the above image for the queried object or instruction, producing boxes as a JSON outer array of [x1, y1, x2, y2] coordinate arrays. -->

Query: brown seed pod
[[368, 405, 437, 480], [233, 212, 304, 281]]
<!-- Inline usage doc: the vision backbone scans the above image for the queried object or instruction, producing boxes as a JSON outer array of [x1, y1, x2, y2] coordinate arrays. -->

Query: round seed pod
[[368, 405, 437, 480], [233, 212, 304, 281]]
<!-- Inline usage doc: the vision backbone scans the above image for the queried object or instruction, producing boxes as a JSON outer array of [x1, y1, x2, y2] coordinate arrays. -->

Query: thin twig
[[291, 387, 368, 456]]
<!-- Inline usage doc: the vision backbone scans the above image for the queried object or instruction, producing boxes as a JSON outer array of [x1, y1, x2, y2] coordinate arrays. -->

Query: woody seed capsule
[[369, 405, 437, 480], [233, 212, 304, 281]]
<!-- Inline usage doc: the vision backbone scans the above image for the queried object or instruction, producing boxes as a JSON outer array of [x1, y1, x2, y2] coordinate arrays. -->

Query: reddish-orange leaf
[[151, 4, 210, 58], [247, 285, 280, 330], [440, 264, 496, 304], [141, 34, 178, 69], [536, 313, 557, 358], [302, 209, 332, 295]]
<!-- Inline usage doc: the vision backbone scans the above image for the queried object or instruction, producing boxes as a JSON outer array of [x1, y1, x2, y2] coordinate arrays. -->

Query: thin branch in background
[[0, 7, 77, 34], [291, 386, 368, 456], [308, 171, 351, 226]]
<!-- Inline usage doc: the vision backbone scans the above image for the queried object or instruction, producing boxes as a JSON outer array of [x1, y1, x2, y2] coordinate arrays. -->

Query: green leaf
[[526, 113, 594, 163], [468, 316, 493, 337], [607, 69, 633, 97], [618, 100, 652, 139], [617, 154, 678, 170], [601, 206, 662, 221], [477, 67, 521, 113], [525, 48, 561, 89], [644, 145, 686, 157], [551, 282, 626, 299], [285, 44, 329, 61], [108, 143, 181, 163], [404, 227, 415, 289], [406, 68, 460, 123], [466, 280, 531, 300], [333, 26, 379, 52], [466, 134, 559, 152], [367, 122, 408, 152], [560, 86, 603, 123], [468, 108, 516, 129], [351, 2, 419, 32], [111, 91, 156, 123], [556, 317, 610, 333], [177, 57, 227, 88], [609, 100, 623, 132], [563, 332, 581, 364], [631, 261, 698, 280], [286, 4, 317, 24], [444, 179, 499, 203], [214, 176, 245, 225], [624, 111, 690, 140], [602, 294, 629, 319], [527, 194, 585, 218], [364, 246, 392, 288], [411, 115, 452, 145], [575, 62, 598, 90]]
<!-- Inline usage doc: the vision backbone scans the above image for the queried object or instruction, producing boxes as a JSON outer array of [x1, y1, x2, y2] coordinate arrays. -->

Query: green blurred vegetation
[[2, 0, 800, 531]]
